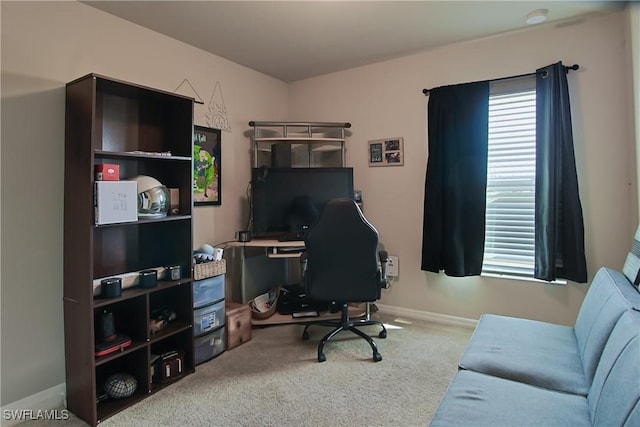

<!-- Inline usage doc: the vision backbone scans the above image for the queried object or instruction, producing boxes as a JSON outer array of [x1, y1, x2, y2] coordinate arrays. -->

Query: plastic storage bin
[[192, 274, 225, 309], [194, 327, 225, 365], [193, 300, 225, 336]]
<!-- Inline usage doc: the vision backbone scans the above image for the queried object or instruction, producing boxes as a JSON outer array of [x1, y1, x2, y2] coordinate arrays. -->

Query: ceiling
[[84, 1, 624, 83]]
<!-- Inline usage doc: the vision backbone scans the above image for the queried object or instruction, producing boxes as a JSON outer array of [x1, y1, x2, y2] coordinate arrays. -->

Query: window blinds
[[482, 81, 536, 278]]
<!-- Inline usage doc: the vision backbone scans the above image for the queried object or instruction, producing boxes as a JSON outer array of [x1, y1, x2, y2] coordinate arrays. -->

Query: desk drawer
[[192, 274, 225, 309], [194, 300, 225, 336]]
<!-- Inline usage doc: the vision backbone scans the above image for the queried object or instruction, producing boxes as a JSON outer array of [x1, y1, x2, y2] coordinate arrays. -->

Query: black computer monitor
[[251, 167, 354, 237]]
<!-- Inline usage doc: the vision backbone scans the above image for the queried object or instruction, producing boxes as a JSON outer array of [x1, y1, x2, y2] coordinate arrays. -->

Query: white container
[[94, 181, 138, 225]]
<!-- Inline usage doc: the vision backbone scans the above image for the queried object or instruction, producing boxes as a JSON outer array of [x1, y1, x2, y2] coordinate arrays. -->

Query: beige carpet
[[20, 314, 473, 427]]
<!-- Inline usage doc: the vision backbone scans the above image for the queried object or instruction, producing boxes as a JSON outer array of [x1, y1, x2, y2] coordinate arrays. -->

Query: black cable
[[212, 240, 236, 249], [246, 180, 253, 231]]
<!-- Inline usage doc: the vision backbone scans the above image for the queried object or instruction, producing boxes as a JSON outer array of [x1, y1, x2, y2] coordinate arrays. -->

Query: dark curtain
[[535, 62, 587, 283], [421, 82, 490, 276]]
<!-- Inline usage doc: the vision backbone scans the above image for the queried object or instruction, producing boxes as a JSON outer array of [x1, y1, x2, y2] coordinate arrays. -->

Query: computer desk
[[225, 239, 305, 305], [224, 239, 368, 326]]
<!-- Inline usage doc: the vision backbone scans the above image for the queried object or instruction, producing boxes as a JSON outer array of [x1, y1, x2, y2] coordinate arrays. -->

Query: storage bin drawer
[[193, 300, 225, 336], [194, 327, 225, 365], [192, 274, 225, 309], [225, 302, 252, 350]]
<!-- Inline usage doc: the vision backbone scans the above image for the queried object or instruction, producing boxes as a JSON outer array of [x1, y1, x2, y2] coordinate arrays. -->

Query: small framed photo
[[193, 125, 222, 206], [368, 137, 404, 167]]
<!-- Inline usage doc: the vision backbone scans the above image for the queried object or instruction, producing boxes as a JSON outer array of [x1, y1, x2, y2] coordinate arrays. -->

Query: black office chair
[[301, 198, 389, 362]]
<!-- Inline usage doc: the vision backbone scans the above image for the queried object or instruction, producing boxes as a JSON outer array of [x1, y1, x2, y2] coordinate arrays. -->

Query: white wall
[[632, 4, 640, 214], [0, 1, 288, 406], [289, 10, 637, 326]]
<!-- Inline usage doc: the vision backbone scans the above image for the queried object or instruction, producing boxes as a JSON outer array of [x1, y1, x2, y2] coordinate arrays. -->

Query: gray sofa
[[430, 265, 640, 427]]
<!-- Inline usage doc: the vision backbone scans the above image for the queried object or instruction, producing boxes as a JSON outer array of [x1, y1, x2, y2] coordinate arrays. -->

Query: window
[[482, 78, 537, 278]]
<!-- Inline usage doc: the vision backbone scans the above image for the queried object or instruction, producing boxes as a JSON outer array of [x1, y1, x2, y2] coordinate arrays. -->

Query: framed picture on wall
[[193, 125, 222, 206], [368, 137, 404, 166]]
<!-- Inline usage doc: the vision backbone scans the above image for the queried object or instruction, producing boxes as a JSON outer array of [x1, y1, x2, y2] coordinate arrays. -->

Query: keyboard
[[277, 234, 304, 242]]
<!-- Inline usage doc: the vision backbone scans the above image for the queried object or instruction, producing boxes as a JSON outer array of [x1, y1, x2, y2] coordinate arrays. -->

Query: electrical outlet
[[387, 255, 399, 277]]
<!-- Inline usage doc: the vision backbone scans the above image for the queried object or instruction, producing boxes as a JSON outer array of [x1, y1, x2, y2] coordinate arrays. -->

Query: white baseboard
[[1, 383, 66, 426], [375, 303, 478, 329]]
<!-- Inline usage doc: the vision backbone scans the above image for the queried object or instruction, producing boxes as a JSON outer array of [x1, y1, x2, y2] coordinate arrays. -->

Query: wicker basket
[[249, 288, 280, 320], [193, 259, 226, 280]]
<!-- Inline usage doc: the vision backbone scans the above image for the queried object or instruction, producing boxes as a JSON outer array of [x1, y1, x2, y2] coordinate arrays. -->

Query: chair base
[[301, 303, 387, 362]]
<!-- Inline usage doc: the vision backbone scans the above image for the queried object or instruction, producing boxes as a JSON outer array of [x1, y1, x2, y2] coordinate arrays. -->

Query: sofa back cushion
[[587, 309, 640, 426], [574, 268, 640, 387]]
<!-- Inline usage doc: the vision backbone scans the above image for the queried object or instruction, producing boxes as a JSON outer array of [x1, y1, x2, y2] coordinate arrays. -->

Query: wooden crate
[[225, 302, 252, 350]]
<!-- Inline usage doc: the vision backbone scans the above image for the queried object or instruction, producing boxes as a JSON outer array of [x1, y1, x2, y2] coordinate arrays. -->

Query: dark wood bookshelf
[[64, 73, 195, 426]]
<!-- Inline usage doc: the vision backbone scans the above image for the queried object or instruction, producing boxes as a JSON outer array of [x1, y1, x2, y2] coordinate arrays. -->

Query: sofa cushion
[[458, 313, 587, 395], [574, 267, 640, 386], [428, 370, 590, 427], [458, 267, 640, 395], [587, 309, 640, 427]]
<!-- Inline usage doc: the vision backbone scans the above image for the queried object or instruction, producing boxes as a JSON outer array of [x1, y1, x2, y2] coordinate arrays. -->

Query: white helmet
[[131, 175, 169, 218]]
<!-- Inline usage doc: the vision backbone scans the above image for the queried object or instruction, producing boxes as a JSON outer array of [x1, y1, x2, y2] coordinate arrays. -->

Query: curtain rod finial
[[563, 64, 579, 74]]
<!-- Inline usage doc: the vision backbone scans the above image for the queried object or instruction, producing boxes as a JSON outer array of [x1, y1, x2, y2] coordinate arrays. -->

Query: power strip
[[387, 256, 399, 277]]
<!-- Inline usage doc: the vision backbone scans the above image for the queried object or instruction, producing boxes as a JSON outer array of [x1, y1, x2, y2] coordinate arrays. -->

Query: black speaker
[[236, 230, 252, 242], [270, 143, 292, 167], [101, 277, 122, 298], [98, 310, 116, 343], [139, 270, 158, 289]]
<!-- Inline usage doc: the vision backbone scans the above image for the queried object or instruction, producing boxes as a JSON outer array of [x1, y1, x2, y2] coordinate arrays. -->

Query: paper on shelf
[[253, 292, 271, 313]]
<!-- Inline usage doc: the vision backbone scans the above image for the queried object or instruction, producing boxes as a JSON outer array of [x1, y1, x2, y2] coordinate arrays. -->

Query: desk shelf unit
[[225, 240, 304, 304], [242, 122, 355, 325], [249, 121, 350, 168], [63, 74, 195, 426]]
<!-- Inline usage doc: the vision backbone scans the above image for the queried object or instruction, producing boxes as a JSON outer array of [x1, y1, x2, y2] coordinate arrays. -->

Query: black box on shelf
[[151, 350, 184, 383]]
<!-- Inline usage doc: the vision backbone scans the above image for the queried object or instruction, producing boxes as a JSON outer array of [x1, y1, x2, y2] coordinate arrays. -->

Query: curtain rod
[[422, 64, 579, 96]]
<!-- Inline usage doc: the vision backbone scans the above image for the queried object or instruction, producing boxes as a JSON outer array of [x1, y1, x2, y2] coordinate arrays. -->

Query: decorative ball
[[104, 373, 137, 399], [200, 244, 214, 255]]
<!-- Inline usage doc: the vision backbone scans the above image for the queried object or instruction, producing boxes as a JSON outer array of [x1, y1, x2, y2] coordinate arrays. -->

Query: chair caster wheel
[[373, 352, 382, 362], [379, 330, 387, 339], [318, 353, 326, 363], [302, 331, 309, 340]]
